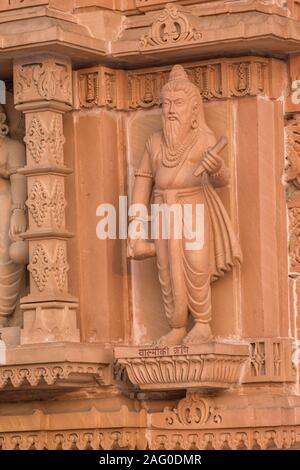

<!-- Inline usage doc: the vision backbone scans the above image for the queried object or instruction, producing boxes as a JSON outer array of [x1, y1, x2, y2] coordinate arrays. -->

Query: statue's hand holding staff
[[194, 136, 228, 177]]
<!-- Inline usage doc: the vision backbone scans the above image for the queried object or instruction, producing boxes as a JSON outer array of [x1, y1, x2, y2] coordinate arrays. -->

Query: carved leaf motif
[[27, 180, 49, 227], [25, 117, 46, 164], [25, 116, 65, 166], [51, 180, 66, 228], [53, 246, 69, 292], [48, 117, 65, 165], [27, 179, 66, 228], [32, 62, 57, 100], [29, 244, 69, 292], [29, 244, 51, 292]]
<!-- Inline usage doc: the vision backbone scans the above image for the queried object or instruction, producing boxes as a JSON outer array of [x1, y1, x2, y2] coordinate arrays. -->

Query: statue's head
[[160, 65, 207, 152], [0, 104, 8, 137]]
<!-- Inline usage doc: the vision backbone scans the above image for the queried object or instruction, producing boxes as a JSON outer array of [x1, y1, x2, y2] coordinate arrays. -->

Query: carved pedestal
[[115, 342, 249, 391]]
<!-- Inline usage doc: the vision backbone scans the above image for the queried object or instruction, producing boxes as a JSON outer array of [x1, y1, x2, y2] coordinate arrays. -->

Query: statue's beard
[[162, 117, 191, 155]]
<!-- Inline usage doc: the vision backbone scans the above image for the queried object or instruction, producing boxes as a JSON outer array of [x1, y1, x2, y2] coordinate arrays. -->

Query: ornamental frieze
[[73, 57, 278, 110]]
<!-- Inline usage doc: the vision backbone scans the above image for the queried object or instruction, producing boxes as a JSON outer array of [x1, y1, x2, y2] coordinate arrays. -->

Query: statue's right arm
[[131, 145, 154, 207], [127, 141, 156, 260]]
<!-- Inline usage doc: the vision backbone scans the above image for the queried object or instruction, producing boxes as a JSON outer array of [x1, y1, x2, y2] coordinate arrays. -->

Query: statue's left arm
[[8, 141, 27, 242]]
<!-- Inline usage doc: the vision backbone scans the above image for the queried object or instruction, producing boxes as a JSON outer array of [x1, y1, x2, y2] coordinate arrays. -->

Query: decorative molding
[[28, 243, 69, 293], [115, 343, 249, 391], [0, 427, 297, 450], [74, 66, 119, 109], [162, 394, 222, 428], [244, 338, 295, 383], [74, 57, 274, 111], [150, 427, 298, 450], [14, 55, 72, 106], [27, 179, 66, 229], [139, 3, 202, 50], [0, 362, 110, 389]]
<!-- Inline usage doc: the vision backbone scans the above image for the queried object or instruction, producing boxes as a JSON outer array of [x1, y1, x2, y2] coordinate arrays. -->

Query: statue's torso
[[149, 130, 214, 191]]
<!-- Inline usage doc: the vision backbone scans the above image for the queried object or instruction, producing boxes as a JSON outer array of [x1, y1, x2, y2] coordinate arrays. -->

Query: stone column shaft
[[13, 54, 79, 344]]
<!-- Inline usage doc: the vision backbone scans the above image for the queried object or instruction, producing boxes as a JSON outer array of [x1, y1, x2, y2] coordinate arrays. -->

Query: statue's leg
[[154, 237, 188, 346], [182, 200, 213, 344]]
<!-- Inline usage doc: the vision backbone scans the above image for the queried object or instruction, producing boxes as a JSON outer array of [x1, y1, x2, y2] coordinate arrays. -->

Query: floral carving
[[27, 179, 66, 228], [164, 394, 222, 428], [140, 3, 202, 50], [26, 180, 49, 227], [24, 117, 46, 164], [29, 243, 69, 292], [53, 246, 69, 291], [25, 116, 65, 166], [29, 244, 51, 292], [14, 56, 72, 105]]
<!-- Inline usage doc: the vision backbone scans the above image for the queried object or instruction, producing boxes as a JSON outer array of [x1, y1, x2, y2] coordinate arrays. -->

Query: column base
[[21, 301, 80, 345]]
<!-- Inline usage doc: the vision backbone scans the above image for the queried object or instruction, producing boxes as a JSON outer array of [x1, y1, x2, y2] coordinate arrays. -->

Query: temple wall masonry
[[0, 0, 299, 451]]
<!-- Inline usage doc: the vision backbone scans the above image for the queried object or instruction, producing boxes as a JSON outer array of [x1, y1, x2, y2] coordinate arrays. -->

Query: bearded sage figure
[[0, 105, 27, 328], [128, 65, 242, 346]]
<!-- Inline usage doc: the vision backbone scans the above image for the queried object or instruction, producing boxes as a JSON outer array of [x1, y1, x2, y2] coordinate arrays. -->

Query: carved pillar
[[13, 54, 80, 344]]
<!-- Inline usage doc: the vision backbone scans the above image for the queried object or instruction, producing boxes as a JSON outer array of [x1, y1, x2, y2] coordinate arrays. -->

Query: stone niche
[[0, 0, 300, 452]]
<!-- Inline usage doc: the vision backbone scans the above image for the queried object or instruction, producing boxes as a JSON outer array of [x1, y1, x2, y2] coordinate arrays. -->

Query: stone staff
[[194, 136, 228, 177]]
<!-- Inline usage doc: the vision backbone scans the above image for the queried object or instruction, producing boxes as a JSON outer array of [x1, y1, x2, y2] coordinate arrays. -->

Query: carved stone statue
[[128, 65, 242, 346], [0, 105, 27, 328]]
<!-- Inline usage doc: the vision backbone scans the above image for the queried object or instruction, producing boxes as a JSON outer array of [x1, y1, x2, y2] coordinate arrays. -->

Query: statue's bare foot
[[183, 323, 213, 344], [154, 327, 187, 346]]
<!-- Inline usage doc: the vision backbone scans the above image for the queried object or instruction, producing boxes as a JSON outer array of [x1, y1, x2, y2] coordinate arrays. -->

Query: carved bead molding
[[0, 362, 110, 389], [0, 427, 297, 450], [73, 57, 280, 110], [244, 338, 295, 383], [14, 55, 72, 106], [139, 3, 202, 50], [115, 342, 249, 391]]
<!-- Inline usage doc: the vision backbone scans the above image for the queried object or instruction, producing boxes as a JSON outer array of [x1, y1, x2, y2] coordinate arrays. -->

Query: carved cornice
[[115, 343, 249, 391], [73, 57, 280, 111], [0, 361, 111, 390]]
